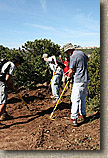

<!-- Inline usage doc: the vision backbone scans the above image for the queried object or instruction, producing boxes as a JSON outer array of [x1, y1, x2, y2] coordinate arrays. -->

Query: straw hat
[[63, 43, 77, 52]]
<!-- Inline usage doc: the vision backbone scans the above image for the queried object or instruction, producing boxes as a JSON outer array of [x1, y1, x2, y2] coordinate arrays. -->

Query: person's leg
[[71, 82, 88, 119], [51, 69, 63, 102], [62, 74, 65, 89], [78, 100, 82, 115], [0, 103, 6, 116], [0, 81, 7, 116], [51, 76, 55, 97], [0, 81, 8, 121], [80, 81, 89, 116], [71, 83, 80, 119], [65, 76, 69, 90], [51, 75, 60, 99]]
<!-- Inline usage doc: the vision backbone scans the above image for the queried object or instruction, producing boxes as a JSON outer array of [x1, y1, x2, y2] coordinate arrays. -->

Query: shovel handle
[[49, 66, 58, 87], [50, 81, 69, 119], [13, 86, 30, 111]]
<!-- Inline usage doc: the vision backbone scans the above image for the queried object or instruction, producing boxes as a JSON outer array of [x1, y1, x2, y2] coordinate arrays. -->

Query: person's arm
[[85, 54, 89, 62], [5, 74, 10, 81], [68, 68, 74, 78], [52, 56, 58, 67], [68, 55, 75, 80], [87, 57, 89, 62], [6, 75, 15, 90]]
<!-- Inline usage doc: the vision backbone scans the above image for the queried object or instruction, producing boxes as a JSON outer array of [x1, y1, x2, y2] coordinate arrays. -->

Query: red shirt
[[64, 61, 70, 76]]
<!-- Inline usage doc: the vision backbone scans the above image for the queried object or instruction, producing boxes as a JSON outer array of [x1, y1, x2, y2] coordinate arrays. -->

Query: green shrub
[[0, 42, 100, 110], [87, 48, 100, 108], [0, 39, 61, 88]]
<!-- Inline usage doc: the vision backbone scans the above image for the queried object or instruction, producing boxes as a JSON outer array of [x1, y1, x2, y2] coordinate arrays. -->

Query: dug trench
[[0, 84, 100, 150]]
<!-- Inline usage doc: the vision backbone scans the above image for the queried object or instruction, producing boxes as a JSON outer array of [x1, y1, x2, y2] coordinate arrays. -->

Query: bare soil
[[0, 84, 100, 150]]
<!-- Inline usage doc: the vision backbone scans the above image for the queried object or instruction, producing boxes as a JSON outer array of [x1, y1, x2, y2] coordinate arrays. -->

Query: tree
[[0, 39, 61, 88], [87, 48, 100, 107]]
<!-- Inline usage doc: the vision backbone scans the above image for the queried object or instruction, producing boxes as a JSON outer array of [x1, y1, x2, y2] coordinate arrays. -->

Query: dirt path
[[0, 85, 100, 150]]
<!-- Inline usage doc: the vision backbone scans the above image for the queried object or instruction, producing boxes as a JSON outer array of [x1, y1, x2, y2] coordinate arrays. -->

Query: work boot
[[0, 114, 6, 121], [66, 119, 77, 127], [50, 95, 54, 99], [71, 119, 77, 126], [78, 115, 86, 122], [0, 112, 13, 121], [52, 98, 58, 103]]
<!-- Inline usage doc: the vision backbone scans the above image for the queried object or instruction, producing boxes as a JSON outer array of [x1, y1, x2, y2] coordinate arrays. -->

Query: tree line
[[0, 38, 100, 107]]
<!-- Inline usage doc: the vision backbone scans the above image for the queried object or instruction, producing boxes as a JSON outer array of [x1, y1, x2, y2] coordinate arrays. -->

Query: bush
[[0, 39, 61, 88], [86, 48, 100, 108], [0, 42, 100, 109]]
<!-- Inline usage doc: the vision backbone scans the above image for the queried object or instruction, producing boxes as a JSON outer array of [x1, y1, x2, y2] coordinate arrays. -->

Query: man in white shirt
[[0, 55, 24, 121], [42, 54, 63, 103]]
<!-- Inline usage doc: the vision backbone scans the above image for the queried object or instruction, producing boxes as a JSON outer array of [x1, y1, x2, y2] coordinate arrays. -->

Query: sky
[[0, 0, 100, 49]]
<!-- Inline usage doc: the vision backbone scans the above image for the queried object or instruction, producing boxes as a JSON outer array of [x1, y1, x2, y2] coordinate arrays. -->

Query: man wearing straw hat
[[63, 43, 89, 126]]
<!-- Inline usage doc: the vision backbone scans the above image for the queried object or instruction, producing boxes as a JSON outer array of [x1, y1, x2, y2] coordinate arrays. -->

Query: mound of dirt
[[0, 85, 100, 150]]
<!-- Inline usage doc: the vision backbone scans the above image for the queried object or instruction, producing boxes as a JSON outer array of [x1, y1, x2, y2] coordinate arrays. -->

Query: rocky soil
[[0, 84, 100, 150]]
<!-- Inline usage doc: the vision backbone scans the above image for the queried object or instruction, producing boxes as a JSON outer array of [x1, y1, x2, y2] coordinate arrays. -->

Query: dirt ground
[[0, 84, 100, 150]]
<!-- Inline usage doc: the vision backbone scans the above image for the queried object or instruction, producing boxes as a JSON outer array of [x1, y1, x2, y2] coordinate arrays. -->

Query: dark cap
[[65, 54, 70, 61], [13, 55, 24, 64], [65, 54, 68, 58]]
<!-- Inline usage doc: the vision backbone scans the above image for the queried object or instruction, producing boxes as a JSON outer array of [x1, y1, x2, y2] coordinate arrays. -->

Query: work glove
[[67, 76, 71, 81], [64, 72, 69, 76], [56, 64, 58, 68]]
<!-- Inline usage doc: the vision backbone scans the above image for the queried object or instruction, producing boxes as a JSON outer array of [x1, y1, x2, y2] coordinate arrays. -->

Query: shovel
[[49, 65, 58, 88], [13, 86, 31, 111], [50, 80, 70, 120]]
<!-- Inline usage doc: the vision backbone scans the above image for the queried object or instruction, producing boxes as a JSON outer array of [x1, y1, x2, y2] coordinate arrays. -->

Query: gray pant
[[51, 71, 63, 99], [0, 81, 7, 105], [71, 81, 89, 119]]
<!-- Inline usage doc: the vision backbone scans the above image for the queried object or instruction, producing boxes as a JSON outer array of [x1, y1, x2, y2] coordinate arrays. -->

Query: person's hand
[[64, 72, 68, 76], [67, 76, 71, 81], [56, 64, 58, 68], [55, 64, 58, 71]]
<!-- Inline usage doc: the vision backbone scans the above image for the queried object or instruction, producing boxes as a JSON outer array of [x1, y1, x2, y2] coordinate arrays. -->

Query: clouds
[[40, 0, 47, 12], [74, 9, 100, 32], [0, 0, 100, 48], [25, 22, 99, 37], [0, 1, 11, 11], [24, 23, 56, 31], [24, 22, 100, 47]]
